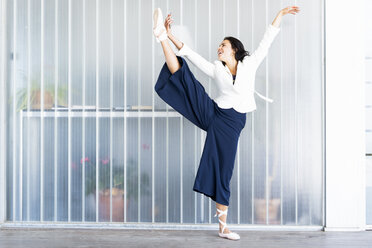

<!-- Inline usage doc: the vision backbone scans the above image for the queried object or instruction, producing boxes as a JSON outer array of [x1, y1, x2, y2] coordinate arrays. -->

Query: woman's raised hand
[[164, 14, 173, 35], [164, 13, 184, 50], [164, 14, 173, 34], [271, 5, 299, 27], [280, 6, 300, 16]]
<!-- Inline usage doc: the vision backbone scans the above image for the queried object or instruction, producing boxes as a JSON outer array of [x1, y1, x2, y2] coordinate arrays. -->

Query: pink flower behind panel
[[81, 157, 90, 164], [101, 158, 109, 165], [142, 143, 150, 150]]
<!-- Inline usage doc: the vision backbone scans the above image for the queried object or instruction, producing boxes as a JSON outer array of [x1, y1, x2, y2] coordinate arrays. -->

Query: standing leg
[[216, 203, 230, 234], [215, 202, 240, 240]]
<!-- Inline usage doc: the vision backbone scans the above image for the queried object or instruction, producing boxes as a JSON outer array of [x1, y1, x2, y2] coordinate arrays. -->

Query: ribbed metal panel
[[4, 0, 324, 228]]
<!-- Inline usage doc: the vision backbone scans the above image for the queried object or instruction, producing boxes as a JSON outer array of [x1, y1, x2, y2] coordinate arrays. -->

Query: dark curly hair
[[222, 36, 250, 65]]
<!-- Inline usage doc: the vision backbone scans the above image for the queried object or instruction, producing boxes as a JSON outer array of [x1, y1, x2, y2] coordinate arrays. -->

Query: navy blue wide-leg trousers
[[154, 56, 246, 206]]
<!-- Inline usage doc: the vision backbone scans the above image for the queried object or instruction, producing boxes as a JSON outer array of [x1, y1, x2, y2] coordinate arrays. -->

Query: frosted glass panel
[[5, 0, 323, 226]]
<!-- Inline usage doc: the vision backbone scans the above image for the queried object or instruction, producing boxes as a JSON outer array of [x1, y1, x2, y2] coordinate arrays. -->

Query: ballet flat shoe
[[153, 8, 167, 42]]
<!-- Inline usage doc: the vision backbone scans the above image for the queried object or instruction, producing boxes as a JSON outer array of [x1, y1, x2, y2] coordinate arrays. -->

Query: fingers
[[165, 13, 174, 29], [164, 14, 172, 24], [284, 6, 300, 15], [165, 14, 172, 20], [290, 6, 300, 14], [165, 19, 173, 27]]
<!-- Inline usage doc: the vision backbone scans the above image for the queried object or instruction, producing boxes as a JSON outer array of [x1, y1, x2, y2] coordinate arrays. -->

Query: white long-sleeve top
[[175, 24, 280, 113]]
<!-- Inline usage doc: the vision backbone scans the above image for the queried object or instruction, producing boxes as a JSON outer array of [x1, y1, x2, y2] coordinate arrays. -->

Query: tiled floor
[[1, 228, 372, 248]]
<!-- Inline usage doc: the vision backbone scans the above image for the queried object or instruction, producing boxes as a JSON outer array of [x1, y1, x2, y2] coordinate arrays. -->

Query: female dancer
[[153, 6, 300, 240]]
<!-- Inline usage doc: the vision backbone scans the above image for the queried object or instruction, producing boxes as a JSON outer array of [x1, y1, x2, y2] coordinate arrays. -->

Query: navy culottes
[[154, 56, 246, 206]]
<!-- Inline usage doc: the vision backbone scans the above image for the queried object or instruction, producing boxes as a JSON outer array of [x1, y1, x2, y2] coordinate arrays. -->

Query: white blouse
[[175, 24, 281, 113]]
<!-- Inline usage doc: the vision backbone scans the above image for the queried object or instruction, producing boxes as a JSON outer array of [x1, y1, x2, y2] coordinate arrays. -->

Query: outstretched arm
[[250, 6, 300, 68], [165, 14, 215, 78]]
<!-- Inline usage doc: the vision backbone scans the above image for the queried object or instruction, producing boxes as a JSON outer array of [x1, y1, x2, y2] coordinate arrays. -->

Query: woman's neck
[[224, 58, 238, 75]]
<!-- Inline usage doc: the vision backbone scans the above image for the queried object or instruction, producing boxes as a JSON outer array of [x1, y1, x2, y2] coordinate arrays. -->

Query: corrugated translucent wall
[[366, 0, 372, 227], [4, 0, 323, 226]]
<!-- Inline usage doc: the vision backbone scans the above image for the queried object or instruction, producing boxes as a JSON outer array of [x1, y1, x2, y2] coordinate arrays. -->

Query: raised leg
[[160, 39, 181, 74], [153, 7, 180, 74]]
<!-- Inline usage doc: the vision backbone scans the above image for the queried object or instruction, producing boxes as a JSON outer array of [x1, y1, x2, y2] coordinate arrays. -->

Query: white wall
[[365, 0, 372, 226], [325, 0, 366, 230], [0, 0, 7, 225]]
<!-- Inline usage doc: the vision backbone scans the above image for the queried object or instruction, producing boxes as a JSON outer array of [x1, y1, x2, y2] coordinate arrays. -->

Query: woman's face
[[217, 40, 235, 62]]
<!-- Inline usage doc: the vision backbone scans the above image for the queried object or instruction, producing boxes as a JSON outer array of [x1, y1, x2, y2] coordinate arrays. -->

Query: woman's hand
[[164, 13, 184, 50], [164, 13, 173, 36], [272, 6, 300, 27], [280, 6, 300, 16]]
